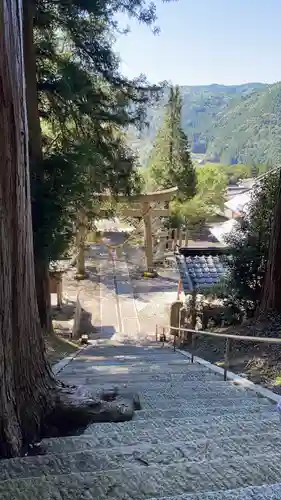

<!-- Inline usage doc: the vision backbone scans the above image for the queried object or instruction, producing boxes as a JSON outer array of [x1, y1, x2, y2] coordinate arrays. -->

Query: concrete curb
[[52, 345, 87, 376], [173, 346, 281, 405]]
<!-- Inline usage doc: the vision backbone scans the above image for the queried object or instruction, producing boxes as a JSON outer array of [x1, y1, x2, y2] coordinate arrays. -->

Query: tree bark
[[35, 259, 53, 334], [23, 0, 53, 333], [0, 0, 55, 457], [0, 1, 138, 458], [258, 171, 281, 316]]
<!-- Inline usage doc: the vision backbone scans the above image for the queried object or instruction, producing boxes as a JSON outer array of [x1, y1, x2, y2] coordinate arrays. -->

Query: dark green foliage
[[170, 164, 227, 231], [31, 152, 81, 261], [224, 171, 279, 313], [32, 0, 170, 261], [147, 85, 196, 199], [130, 82, 281, 166]]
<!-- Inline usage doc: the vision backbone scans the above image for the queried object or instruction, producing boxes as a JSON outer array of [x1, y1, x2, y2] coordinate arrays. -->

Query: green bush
[[224, 171, 279, 314]]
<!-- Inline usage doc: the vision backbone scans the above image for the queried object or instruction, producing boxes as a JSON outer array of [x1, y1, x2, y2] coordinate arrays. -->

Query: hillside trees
[[147, 85, 196, 199], [130, 83, 281, 167], [24, 0, 166, 333]]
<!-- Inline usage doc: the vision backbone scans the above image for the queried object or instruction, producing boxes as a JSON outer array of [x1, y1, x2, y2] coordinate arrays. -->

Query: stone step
[[135, 395, 272, 411], [134, 403, 275, 421], [60, 363, 209, 377], [64, 353, 196, 363], [2, 451, 281, 499], [58, 371, 223, 384], [56, 381, 265, 402], [68, 354, 193, 365], [57, 385, 271, 407], [73, 349, 180, 357], [43, 410, 279, 454], [67, 380, 249, 393], [68, 344, 183, 356], [139, 389, 268, 405], [80, 408, 278, 435], [2, 430, 281, 482], [147, 483, 281, 500]]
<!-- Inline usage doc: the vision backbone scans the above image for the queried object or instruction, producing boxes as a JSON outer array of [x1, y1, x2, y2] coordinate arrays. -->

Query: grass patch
[[46, 334, 80, 366], [273, 375, 281, 387]]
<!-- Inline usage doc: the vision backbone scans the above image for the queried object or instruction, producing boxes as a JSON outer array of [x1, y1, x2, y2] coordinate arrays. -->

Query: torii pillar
[[121, 187, 178, 272], [143, 200, 154, 271], [97, 186, 178, 272]]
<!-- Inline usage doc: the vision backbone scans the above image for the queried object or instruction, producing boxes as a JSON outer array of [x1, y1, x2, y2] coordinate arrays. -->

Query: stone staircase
[[1, 342, 281, 499]]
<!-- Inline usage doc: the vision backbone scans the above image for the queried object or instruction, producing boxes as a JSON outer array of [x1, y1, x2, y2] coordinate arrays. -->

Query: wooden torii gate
[[98, 186, 178, 271]]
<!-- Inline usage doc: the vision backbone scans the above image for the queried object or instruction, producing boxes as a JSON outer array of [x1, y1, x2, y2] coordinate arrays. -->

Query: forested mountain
[[130, 82, 281, 166]]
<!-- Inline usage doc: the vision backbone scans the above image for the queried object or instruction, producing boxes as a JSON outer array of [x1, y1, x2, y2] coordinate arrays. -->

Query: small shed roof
[[209, 219, 240, 245], [176, 253, 227, 293], [224, 191, 251, 214]]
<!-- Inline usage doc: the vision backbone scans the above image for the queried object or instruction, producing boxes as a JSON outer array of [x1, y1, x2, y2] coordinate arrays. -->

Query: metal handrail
[[155, 324, 281, 381]]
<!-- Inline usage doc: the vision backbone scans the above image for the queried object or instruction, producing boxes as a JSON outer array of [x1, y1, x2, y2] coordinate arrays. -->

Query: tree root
[[40, 384, 140, 439], [100, 387, 141, 411]]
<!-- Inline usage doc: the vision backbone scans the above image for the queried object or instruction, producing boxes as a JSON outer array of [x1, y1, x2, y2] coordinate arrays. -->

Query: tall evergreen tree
[[147, 85, 196, 199], [0, 0, 55, 457], [258, 171, 281, 316], [0, 0, 175, 457], [23, 0, 168, 333]]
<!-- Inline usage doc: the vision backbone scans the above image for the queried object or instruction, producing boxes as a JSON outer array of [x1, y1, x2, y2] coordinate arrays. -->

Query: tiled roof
[[176, 254, 226, 293]]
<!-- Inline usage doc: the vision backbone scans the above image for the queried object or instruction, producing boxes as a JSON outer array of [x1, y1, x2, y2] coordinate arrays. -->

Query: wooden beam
[[122, 208, 170, 217], [97, 186, 178, 203], [98, 208, 170, 217]]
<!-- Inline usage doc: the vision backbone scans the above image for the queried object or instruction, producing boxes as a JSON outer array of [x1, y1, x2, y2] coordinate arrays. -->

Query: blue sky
[[114, 0, 281, 85]]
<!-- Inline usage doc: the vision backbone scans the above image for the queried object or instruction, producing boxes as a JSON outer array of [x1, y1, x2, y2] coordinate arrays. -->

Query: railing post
[[224, 337, 231, 381], [177, 309, 181, 352], [155, 325, 158, 342], [162, 327, 165, 348], [191, 332, 196, 363]]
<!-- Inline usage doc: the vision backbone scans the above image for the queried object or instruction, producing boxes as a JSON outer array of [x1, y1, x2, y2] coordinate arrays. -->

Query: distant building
[[224, 191, 251, 219]]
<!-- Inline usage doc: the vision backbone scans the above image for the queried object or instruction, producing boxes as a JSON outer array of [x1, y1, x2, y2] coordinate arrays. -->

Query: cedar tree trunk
[[0, 0, 55, 457], [258, 171, 281, 315], [35, 259, 53, 334], [23, 0, 53, 333]]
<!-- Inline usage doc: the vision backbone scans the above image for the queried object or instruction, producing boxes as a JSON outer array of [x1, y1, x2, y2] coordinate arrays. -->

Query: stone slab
[[41, 413, 280, 454], [148, 483, 281, 500], [58, 371, 222, 385], [134, 403, 276, 421], [61, 360, 197, 374], [2, 452, 281, 499], [58, 380, 269, 401], [2, 431, 281, 482], [54, 385, 266, 405], [135, 396, 272, 412], [80, 408, 278, 435]]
